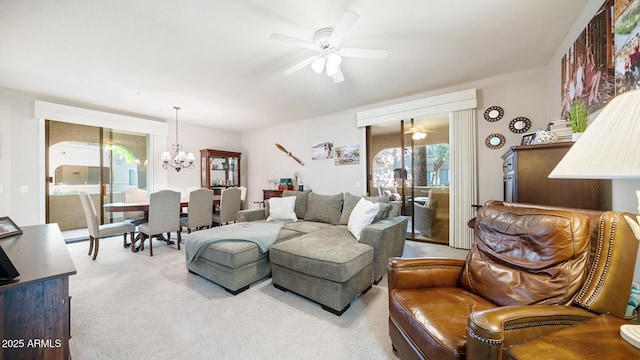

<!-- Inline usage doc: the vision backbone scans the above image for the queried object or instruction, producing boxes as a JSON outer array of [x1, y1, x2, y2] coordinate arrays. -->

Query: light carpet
[[67, 236, 467, 360]]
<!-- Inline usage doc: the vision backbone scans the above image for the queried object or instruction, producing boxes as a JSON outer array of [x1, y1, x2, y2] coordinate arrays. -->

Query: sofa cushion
[[270, 227, 373, 283], [340, 192, 393, 224], [460, 204, 591, 306], [304, 192, 344, 225], [339, 192, 361, 225], [365, 195, 392, 221], [364, 195, 390, 204], [348, 198, 380, 240], [282, 190, 312, 219], [266, 196, 297, 222], [282, 220, 336, 234]]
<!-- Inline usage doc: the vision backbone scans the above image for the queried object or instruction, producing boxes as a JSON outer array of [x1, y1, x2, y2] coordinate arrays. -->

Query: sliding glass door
[[46, 121, 149, 231], [368, 116, 450, 244]]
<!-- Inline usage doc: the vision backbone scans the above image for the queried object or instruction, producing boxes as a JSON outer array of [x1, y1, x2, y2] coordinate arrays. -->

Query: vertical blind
[[449, 109, 477, 249]]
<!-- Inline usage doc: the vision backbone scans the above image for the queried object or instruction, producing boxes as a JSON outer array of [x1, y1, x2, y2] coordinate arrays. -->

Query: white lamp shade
[[161, 151, 171, 161], [549, 89, 640, 179]]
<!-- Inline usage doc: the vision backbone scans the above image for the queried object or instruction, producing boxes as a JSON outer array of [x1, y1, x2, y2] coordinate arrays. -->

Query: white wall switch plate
[[20, 185, 28, 193]]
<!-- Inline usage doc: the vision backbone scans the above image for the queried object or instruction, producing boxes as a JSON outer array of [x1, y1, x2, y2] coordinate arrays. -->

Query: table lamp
[[549, 89, 640, 348]]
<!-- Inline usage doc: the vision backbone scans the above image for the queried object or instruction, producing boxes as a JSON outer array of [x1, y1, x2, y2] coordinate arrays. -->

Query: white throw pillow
[[348, 198, 380, 240], [266, 196, 297, 222]]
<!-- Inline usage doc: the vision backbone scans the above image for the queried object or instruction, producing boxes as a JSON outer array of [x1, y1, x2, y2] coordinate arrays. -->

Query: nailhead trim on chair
[[466, 327, 503, 346], [574, 212, 618, 307], [467, 319, 580, 346], [504, 320, 579, 332]]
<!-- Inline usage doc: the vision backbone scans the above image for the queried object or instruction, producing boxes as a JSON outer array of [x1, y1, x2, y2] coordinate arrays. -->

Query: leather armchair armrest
[[387, 257, 465, 291], [466, 305, 597, 360]]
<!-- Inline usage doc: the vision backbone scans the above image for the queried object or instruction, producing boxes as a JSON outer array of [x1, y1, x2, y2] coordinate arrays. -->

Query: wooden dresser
[[0, 224, 76, 359], [502, 142, 610, 210]]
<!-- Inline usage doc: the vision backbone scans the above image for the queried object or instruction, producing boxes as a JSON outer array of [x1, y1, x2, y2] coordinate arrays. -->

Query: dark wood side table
[[263, 190, 283, 200], [0, 224, 77, 359], [504, 314, 640, 359]]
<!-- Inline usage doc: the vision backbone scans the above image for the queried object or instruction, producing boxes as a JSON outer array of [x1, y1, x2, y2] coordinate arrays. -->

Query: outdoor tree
[[431, 144, 449, 186]]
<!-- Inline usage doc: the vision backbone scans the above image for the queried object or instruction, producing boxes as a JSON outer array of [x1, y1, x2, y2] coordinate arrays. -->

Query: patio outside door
[[368, 116, 450, 244], [46, 120, 149, 232]]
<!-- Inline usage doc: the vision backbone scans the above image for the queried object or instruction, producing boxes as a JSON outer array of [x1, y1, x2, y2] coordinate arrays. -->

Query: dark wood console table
[[0, 224, 76, 359]]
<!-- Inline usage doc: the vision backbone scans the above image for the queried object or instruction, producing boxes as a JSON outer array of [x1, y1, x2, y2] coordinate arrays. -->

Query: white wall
[[240, 67, 548, 211], [0, 87, 41, 225], [241, 111, 365, 208], [0, 86, 241, 225], [0, 105, 12, 218], [163, 119, 241, 196]]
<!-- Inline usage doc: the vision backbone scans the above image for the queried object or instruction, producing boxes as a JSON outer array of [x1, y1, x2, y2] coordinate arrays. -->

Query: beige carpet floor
[[67, 236, 467, 360]]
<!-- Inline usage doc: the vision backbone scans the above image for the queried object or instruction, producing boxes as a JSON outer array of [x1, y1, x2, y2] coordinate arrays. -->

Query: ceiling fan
[[405, 126, 432, 140], [270, 10, 388, 83]]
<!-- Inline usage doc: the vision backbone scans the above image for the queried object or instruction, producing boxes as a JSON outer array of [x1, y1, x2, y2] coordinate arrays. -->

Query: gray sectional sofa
[[185, 190, 408, 315]]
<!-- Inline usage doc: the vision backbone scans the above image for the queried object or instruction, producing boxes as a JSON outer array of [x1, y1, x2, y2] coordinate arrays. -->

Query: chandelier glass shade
[[161, 106, 194, 172]]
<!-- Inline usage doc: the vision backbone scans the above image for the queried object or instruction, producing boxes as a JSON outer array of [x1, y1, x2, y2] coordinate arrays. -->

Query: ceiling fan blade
[[339, 48, 388, 59], [270, 33, 317, 50], [282, 56, 317, 75], [329, 10, 360, 46], [332, 67, 344, 83]]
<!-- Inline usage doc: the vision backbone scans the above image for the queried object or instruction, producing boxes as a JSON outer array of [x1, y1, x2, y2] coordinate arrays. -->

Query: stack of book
[[548, 119, 573, 142]]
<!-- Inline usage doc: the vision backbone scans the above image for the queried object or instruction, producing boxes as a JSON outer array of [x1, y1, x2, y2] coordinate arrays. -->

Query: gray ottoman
[[186, 227, 300, 295], [269, 228, 374, 315]]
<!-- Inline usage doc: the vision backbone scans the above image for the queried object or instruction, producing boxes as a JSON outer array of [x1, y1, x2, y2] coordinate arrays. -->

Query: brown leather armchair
[[388, 201, 639, 360]]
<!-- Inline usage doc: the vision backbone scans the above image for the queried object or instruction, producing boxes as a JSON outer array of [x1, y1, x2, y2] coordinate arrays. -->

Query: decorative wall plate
[[509, 117, 531, 133], [485, 133, 506, 149], [484, 106, 504, 122]]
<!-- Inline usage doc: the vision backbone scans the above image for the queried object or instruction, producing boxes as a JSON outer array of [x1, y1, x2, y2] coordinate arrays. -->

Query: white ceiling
[[0, 0, 588, 132]]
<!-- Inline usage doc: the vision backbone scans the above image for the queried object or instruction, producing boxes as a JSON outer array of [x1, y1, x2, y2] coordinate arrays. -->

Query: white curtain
[[449, 109, 477, 249]]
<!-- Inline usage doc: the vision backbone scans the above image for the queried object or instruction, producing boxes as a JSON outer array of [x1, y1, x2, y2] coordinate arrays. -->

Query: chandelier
[[161, 106, 194, 172]]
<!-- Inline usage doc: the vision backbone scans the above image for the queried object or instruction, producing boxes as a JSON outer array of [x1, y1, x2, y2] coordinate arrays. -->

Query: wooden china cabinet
[[200, 149, 241, 194]]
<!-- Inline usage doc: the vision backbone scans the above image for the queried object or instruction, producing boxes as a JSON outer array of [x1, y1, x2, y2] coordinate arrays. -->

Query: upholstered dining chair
[[180, 188, 214, 233], [78, 191, 135, 260], [138, 189, 181, 256], [121, 188, 148, 246], [212, 187, 242, 226], [238, 186, 247, 210]]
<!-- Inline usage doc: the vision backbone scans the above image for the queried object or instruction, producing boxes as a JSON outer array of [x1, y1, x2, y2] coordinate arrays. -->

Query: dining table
[[104, 195, 221, 252]]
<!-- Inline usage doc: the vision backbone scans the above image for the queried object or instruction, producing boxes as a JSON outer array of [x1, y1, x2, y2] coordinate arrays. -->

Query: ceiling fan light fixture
[[326, 64, 339, 76], [327, 52, 342, 67], [412, 132, 427, 140], [311, 57, 325, 73]]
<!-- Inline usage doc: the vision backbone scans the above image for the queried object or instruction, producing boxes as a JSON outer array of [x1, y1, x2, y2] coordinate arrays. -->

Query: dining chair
[[121, 188, 148, 246], [212, 187, 242, 226], [78, 191, 135, 260], [238, 186, 247, 210], [180, 188, 214, 233], [138, 190, 181, 256]]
